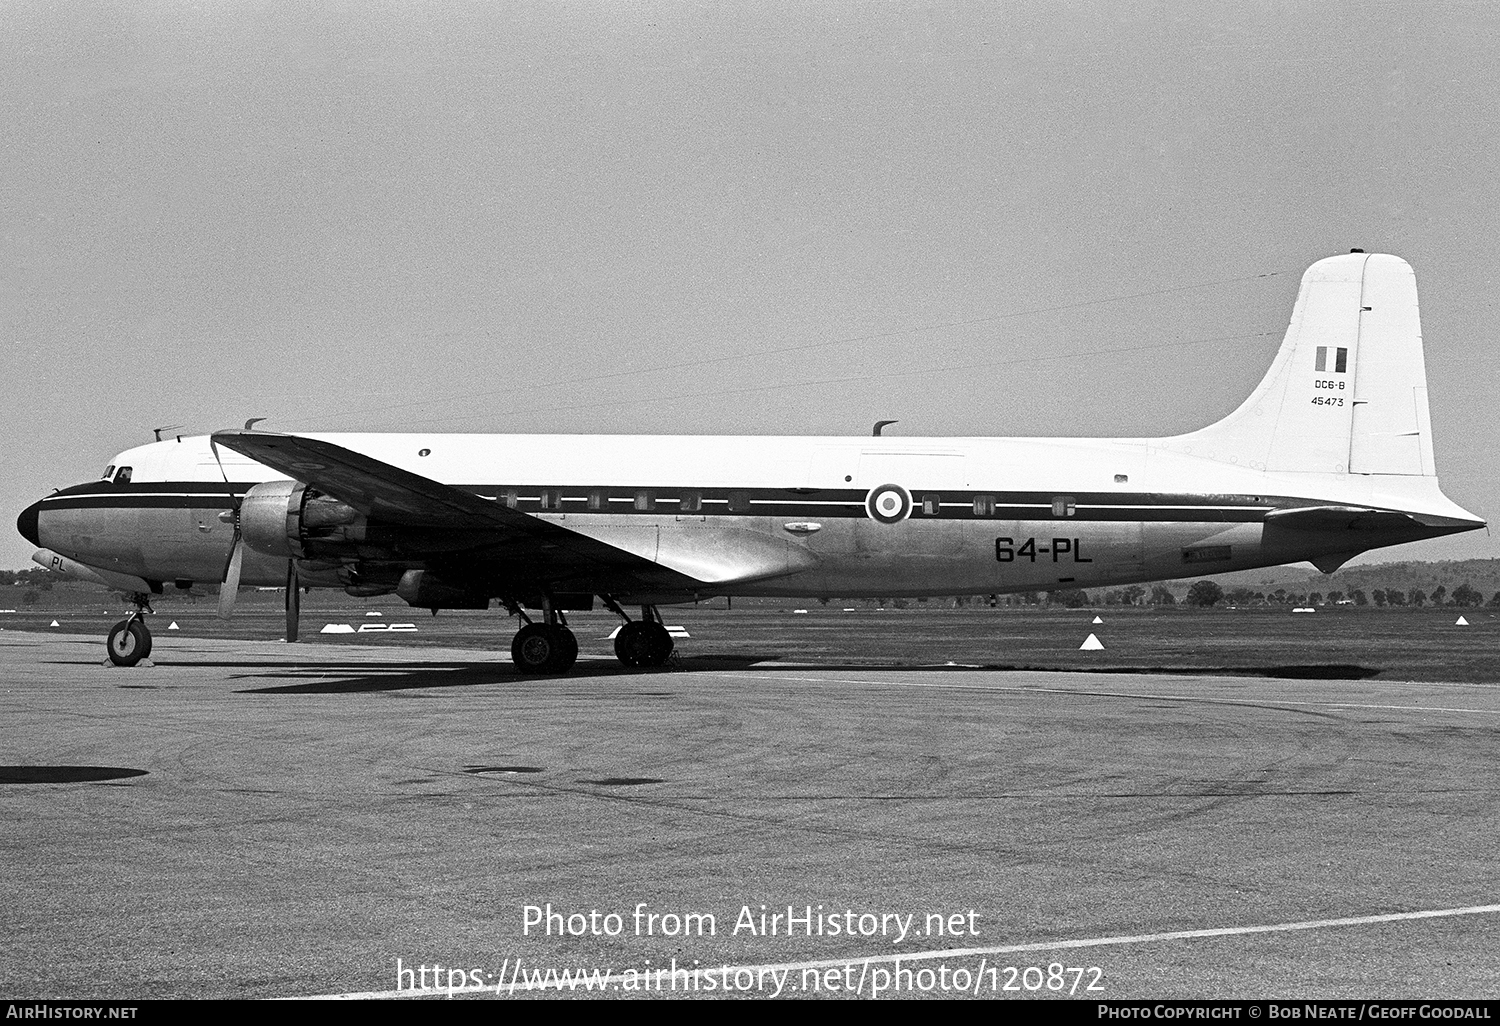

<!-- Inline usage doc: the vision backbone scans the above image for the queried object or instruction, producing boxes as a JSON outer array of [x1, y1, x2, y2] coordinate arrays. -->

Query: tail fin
[[1159, 252, 1435, 476]]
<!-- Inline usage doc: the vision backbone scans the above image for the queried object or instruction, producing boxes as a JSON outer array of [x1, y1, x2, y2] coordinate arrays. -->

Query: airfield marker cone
[[1092, 615, 1103, 624], [49, 620, 59, 628], [1080, 633, 1104, 650], [1455, 615, 1469, 626], [168, 622, 179, 630]]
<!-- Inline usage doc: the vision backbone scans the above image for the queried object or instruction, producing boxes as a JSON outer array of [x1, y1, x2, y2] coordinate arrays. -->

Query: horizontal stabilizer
[[1264, 504, 1480, 534], [1262, 506, 1427, 534]]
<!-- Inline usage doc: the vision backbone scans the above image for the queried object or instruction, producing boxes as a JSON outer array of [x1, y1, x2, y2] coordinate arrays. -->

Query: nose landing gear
[[106, 594, 154, 667]]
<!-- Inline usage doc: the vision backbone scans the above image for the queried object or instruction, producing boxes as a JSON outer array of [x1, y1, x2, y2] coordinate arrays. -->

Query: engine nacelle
[[397, 570, 490, 610], [240, 480, 390, 560]]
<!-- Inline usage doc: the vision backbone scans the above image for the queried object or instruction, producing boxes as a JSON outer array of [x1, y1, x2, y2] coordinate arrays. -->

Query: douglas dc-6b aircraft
[[15, 252, 1485, 673]]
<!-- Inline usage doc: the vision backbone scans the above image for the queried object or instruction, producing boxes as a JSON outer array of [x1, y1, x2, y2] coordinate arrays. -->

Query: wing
[[210, 430, 705, 594], [215, 429, 528, 529]]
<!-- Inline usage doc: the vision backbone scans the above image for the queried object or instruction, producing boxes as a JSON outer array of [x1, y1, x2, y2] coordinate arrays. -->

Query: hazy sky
[[5, 2, 1498, 569]]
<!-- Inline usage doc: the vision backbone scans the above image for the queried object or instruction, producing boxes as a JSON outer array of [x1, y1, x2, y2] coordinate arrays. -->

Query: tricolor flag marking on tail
[[1314, 346, 1350, 374]]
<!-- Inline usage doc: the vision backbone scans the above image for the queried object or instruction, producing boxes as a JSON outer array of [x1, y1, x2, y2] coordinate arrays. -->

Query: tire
[[107, 620, 148, 667], [511, 624, 576, 674], [614, 621, 673, 668], [614, 622, 643, 666], [639, 621, 674, 666], [554, 628, 578, 673]]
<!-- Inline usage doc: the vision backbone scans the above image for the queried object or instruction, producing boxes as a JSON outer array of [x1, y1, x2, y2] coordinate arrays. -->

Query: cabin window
[[634, 489, 656, 511], [1051, 496, 1076, 517], [921, 494, 941, 516], [680, 490, 702, 513], [101, 465, 115, 480], [114, 467, 133, 485], [587, 490, 603, 511], [540, 489, 562, 511], [727, 490, 751, 513], [972, 495, 996, 516], [502, 488, 518, 509]]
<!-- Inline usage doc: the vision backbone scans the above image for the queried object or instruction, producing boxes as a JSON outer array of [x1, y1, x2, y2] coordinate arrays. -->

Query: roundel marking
[[865, 483, 912, 524]]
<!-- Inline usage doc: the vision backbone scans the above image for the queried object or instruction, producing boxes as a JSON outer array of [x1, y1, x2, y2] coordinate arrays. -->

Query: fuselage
[[18, 431, 1483, 602]]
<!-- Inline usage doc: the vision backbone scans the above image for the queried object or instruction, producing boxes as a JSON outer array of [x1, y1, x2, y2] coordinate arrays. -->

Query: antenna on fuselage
[[872, 420, 899, 436], [151, 424, 183, 443], [244, 417, 267, 430]]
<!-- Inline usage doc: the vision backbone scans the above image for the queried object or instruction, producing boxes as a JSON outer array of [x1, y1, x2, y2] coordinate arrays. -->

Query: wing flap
[[572, 524, 817, 585]]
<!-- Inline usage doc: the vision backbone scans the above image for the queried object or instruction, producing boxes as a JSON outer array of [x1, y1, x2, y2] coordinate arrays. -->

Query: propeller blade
[[218, 539, 243, 620], [285, 560, 300, 643]]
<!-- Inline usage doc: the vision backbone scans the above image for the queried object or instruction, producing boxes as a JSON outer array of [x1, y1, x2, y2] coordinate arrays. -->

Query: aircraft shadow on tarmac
[[225, 655, 778, 693], [0, 765, 148, 784], [62, 654, 1389, 695]]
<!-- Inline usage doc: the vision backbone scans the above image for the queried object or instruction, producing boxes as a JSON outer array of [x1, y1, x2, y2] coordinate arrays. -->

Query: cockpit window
[[101, 465, 115, 480], [114, 466, 133, 485]]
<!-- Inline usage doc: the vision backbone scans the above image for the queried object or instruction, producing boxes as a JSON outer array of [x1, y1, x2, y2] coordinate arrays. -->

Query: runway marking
[[716, 672, 1500, 716], [302, 903, 1500, 999]]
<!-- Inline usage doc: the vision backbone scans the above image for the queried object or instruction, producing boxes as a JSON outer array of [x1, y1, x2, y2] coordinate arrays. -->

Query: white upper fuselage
[[30, 429, 1477, 601], [99, 430, 1474, 508]]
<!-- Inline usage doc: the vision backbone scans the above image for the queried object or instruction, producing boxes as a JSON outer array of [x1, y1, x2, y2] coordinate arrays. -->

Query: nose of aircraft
[[16, 500, 42, 547]]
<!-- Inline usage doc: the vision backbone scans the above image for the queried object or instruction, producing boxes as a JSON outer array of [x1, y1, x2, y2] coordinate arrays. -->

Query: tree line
[[1069, 580, 1500, 609]]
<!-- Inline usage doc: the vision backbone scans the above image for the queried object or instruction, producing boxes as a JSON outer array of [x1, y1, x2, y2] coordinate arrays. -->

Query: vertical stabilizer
[[1158, 253, 1435, 476]]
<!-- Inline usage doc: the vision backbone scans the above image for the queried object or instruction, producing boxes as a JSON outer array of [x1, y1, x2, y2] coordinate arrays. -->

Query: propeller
[[212, 437, 246, 621], [218, 535, 243, 620], [285, 559, 300, 643], [211, 434, 303, 639]]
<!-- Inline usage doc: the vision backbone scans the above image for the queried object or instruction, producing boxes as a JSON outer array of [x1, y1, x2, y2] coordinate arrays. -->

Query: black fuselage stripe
[[39, 484, 1280, 523], [51, 481, 1279, 508]]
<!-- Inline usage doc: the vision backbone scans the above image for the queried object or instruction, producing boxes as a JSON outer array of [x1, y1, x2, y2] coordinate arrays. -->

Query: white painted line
[[295, 903, 1500, 1000]]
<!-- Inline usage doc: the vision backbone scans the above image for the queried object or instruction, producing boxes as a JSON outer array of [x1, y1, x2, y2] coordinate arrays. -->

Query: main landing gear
[[504, 597, 675, 674], [611, 603, 673, 669], [106, 594, 154, 667], [507, 601, 578, 675]]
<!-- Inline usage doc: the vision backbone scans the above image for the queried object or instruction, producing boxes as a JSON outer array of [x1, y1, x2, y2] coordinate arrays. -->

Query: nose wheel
[[106, 597, 154, 667]]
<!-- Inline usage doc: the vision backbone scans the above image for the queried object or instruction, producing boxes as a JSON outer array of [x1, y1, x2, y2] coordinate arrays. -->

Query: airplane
[[15, 251, 1485, 673]]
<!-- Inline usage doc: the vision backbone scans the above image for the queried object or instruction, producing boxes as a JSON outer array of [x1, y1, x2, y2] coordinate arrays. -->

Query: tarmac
[[3, 629, 1499, 1000]]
